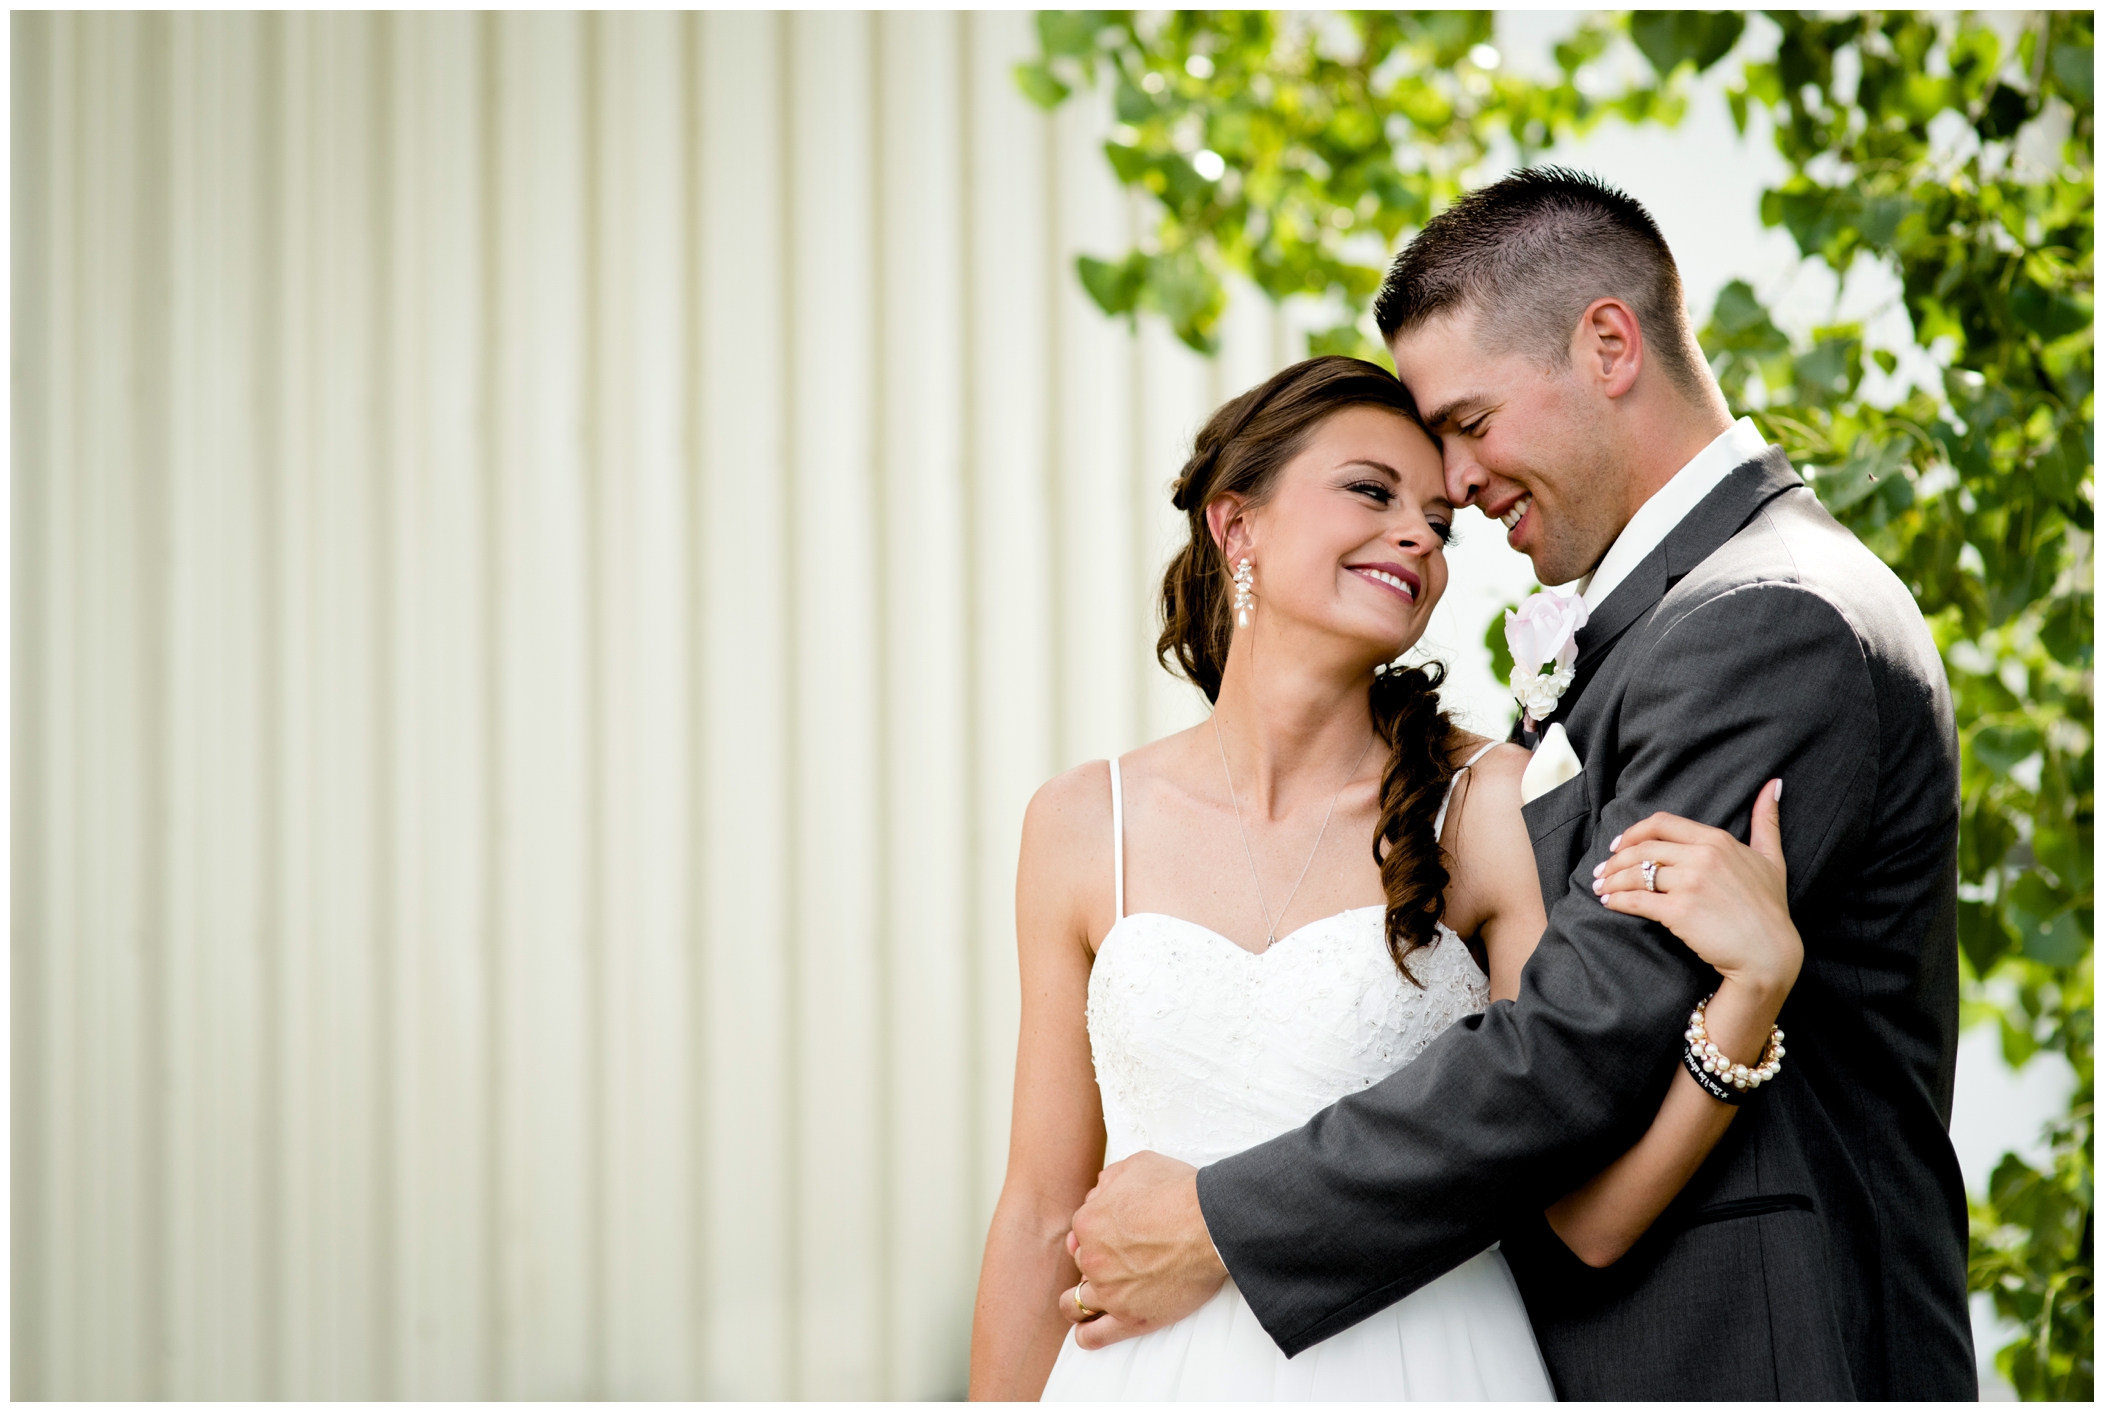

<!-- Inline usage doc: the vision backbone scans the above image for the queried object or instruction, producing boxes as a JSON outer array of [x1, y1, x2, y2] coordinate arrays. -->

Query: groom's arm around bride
[[1069, 170, 1976, 1400]]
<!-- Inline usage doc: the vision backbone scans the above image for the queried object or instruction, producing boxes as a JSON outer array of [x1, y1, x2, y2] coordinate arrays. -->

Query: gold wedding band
[[1642, 859, 1659, 892], [1073, 1282, 1104, 1321]]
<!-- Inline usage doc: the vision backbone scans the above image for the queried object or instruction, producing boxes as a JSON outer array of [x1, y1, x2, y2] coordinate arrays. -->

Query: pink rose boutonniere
[[1505, 589, 1590, 728]]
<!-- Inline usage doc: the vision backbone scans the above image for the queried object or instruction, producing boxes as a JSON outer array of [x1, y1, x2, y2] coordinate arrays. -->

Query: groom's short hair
[[1374, 167, 1706, 396]]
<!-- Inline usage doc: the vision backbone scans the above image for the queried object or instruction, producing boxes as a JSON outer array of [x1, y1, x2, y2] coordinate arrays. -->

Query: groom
[[1061, 168, 1976, 1399]]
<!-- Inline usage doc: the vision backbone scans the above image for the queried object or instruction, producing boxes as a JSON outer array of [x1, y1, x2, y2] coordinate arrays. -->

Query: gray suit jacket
[[1196, 450, 1976, 1399]]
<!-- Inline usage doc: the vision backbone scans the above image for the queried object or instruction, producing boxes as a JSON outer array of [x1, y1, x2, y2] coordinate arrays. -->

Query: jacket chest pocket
[[1522, 770, 1594, 910]]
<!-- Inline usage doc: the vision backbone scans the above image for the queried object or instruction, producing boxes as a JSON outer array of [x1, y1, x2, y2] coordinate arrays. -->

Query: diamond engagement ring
[[1641, 859, 1660, 892]]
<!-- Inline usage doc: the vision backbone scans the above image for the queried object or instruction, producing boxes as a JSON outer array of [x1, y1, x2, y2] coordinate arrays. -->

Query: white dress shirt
[[1577, 417, 1771, 610]]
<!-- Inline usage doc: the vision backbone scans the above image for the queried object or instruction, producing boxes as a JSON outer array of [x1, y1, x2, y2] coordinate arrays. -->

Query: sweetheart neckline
[[1100, 905, 1388, 959]]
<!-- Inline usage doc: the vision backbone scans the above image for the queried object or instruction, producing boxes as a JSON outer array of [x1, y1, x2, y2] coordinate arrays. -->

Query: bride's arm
[[1438, 743, 1546, 1004], [968, 765, 1112, 1400], [1545, 780, 1798, 1267]]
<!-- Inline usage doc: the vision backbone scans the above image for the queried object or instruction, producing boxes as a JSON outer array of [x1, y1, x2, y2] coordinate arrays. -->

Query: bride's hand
[[1591, 779, 1799, 995]]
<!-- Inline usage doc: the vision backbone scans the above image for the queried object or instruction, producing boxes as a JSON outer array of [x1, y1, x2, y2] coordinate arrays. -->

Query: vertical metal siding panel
[[677, 13, 709, 1397], [269, 16, 318, 1397], [163, 13, 269, 1396], [592, 11, 695, 1398], [279, 14, 388, 1395], [877, 14, 975, 1398], [385, 13, 490, 1397], [12, 11, 56, 1400], [138, 20, 177, 1391], [472, 13, 507, 1397], [255, 22, 288, 1392], [1215, 275, 1283, 402], [489, 12, 595, 1396], [1049, 85, 1140, 768], [1135, 320, 1215, 743], [72, 14, 157, 1395], [695, 10, 793, 1398], [783, 11, 884, 1398], [18, 19, 1186, 1399], [961, 8, 1059, 1236]]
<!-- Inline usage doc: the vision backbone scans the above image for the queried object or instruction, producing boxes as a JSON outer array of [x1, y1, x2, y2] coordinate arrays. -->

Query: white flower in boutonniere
[[1505, 589, 1590, 728]]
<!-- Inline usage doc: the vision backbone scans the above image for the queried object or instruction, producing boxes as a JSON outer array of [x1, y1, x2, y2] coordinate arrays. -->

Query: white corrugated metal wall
[[12, 10, 1531, 1399]]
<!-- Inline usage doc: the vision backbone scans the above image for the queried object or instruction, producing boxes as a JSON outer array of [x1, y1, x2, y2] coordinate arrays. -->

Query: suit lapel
[[1533, 448, 1803, 741]]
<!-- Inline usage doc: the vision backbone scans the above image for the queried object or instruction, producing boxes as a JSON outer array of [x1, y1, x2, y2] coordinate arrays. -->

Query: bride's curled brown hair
[[1159, 356, 1462, 984]]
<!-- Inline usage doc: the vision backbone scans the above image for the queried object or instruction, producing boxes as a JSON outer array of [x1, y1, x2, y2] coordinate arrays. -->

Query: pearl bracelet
[[1681, 993, 1784, 1106]]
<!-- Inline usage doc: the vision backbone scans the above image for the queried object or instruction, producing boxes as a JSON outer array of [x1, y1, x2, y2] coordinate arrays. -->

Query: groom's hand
[[1058, 1151, 1227, 1350]]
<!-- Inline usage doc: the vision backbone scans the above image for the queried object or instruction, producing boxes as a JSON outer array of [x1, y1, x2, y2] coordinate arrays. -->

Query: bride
[[968, 357, 1801, 1401]]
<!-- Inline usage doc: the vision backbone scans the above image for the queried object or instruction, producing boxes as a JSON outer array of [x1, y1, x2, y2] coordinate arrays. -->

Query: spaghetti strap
[[1108, 758, 1126, 920], [1433, 740, 1502, 842]]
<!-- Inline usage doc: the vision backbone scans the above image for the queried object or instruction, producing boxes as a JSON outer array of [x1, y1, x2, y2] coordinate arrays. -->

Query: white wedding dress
[[1041, 749, 1555, 1401]]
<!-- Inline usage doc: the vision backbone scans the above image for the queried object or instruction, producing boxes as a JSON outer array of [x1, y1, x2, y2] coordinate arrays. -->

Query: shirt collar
[[1576, 417, 1770, 610]]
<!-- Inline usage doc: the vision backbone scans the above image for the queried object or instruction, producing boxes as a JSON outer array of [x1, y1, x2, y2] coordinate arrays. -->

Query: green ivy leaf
[[1977, 82, 2036, 142], [1013, 60, 1071, 110], [2008, 872, 2088, 966], [2011, 280, 2093, 342], [1630, 11, 1747, 79], [1145, 249, 1227, 353], [1306, 323, 1386, 365], [2052, 39, 2095, 105], [1962, 897, 2017, 973], [1076, 252, 1144, 318], [1484, 601, 1518, 685], [1813, 434, 1910, 512], [1973, 722, 2045, 774], [1037, 10, 1116, 59]]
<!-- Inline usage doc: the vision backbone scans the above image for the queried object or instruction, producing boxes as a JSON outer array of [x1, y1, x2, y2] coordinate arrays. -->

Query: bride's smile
[[1344, 563, 1419, 602]]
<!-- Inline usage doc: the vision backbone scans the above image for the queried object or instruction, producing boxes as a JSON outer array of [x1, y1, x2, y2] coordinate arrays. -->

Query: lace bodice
[[1087, 908, 1488, 1166], [1086, 748, 1496, 1168]]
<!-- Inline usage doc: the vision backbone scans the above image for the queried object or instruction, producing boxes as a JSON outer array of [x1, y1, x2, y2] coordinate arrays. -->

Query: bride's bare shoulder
[[1455, 736, 1530, 799], [1441, 733, 1530, 853], [1022, 759, 1114, 858], [1023, 728, 1204, 840], [1018, 761, 1117, 952], [1441, 734, 1540, 947]]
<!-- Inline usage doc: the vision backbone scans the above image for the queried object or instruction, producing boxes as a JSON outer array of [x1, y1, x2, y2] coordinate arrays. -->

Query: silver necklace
[[1212, 717, 1377, 950]]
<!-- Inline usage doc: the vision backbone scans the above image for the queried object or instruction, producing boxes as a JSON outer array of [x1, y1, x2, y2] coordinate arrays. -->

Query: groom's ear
[[1573, 297, 1644, 400]]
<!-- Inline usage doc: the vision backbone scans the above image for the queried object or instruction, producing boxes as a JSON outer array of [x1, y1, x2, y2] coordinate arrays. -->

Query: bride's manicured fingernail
[[1592, 879, 1604, 894], [1592, 861, 1605, 877], [1609, 833, 1623, 851]]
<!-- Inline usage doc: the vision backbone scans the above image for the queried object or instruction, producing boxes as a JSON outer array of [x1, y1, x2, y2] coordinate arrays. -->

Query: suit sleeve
[[1196, 580, 1881, 1356]]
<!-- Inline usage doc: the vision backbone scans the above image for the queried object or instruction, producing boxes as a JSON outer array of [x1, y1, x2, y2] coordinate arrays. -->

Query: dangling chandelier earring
[[1232, 558, 1255, 628]]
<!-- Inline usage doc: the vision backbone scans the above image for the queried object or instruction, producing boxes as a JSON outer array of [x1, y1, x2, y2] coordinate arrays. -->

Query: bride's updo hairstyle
[[1159, 355, 1461, 984]]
